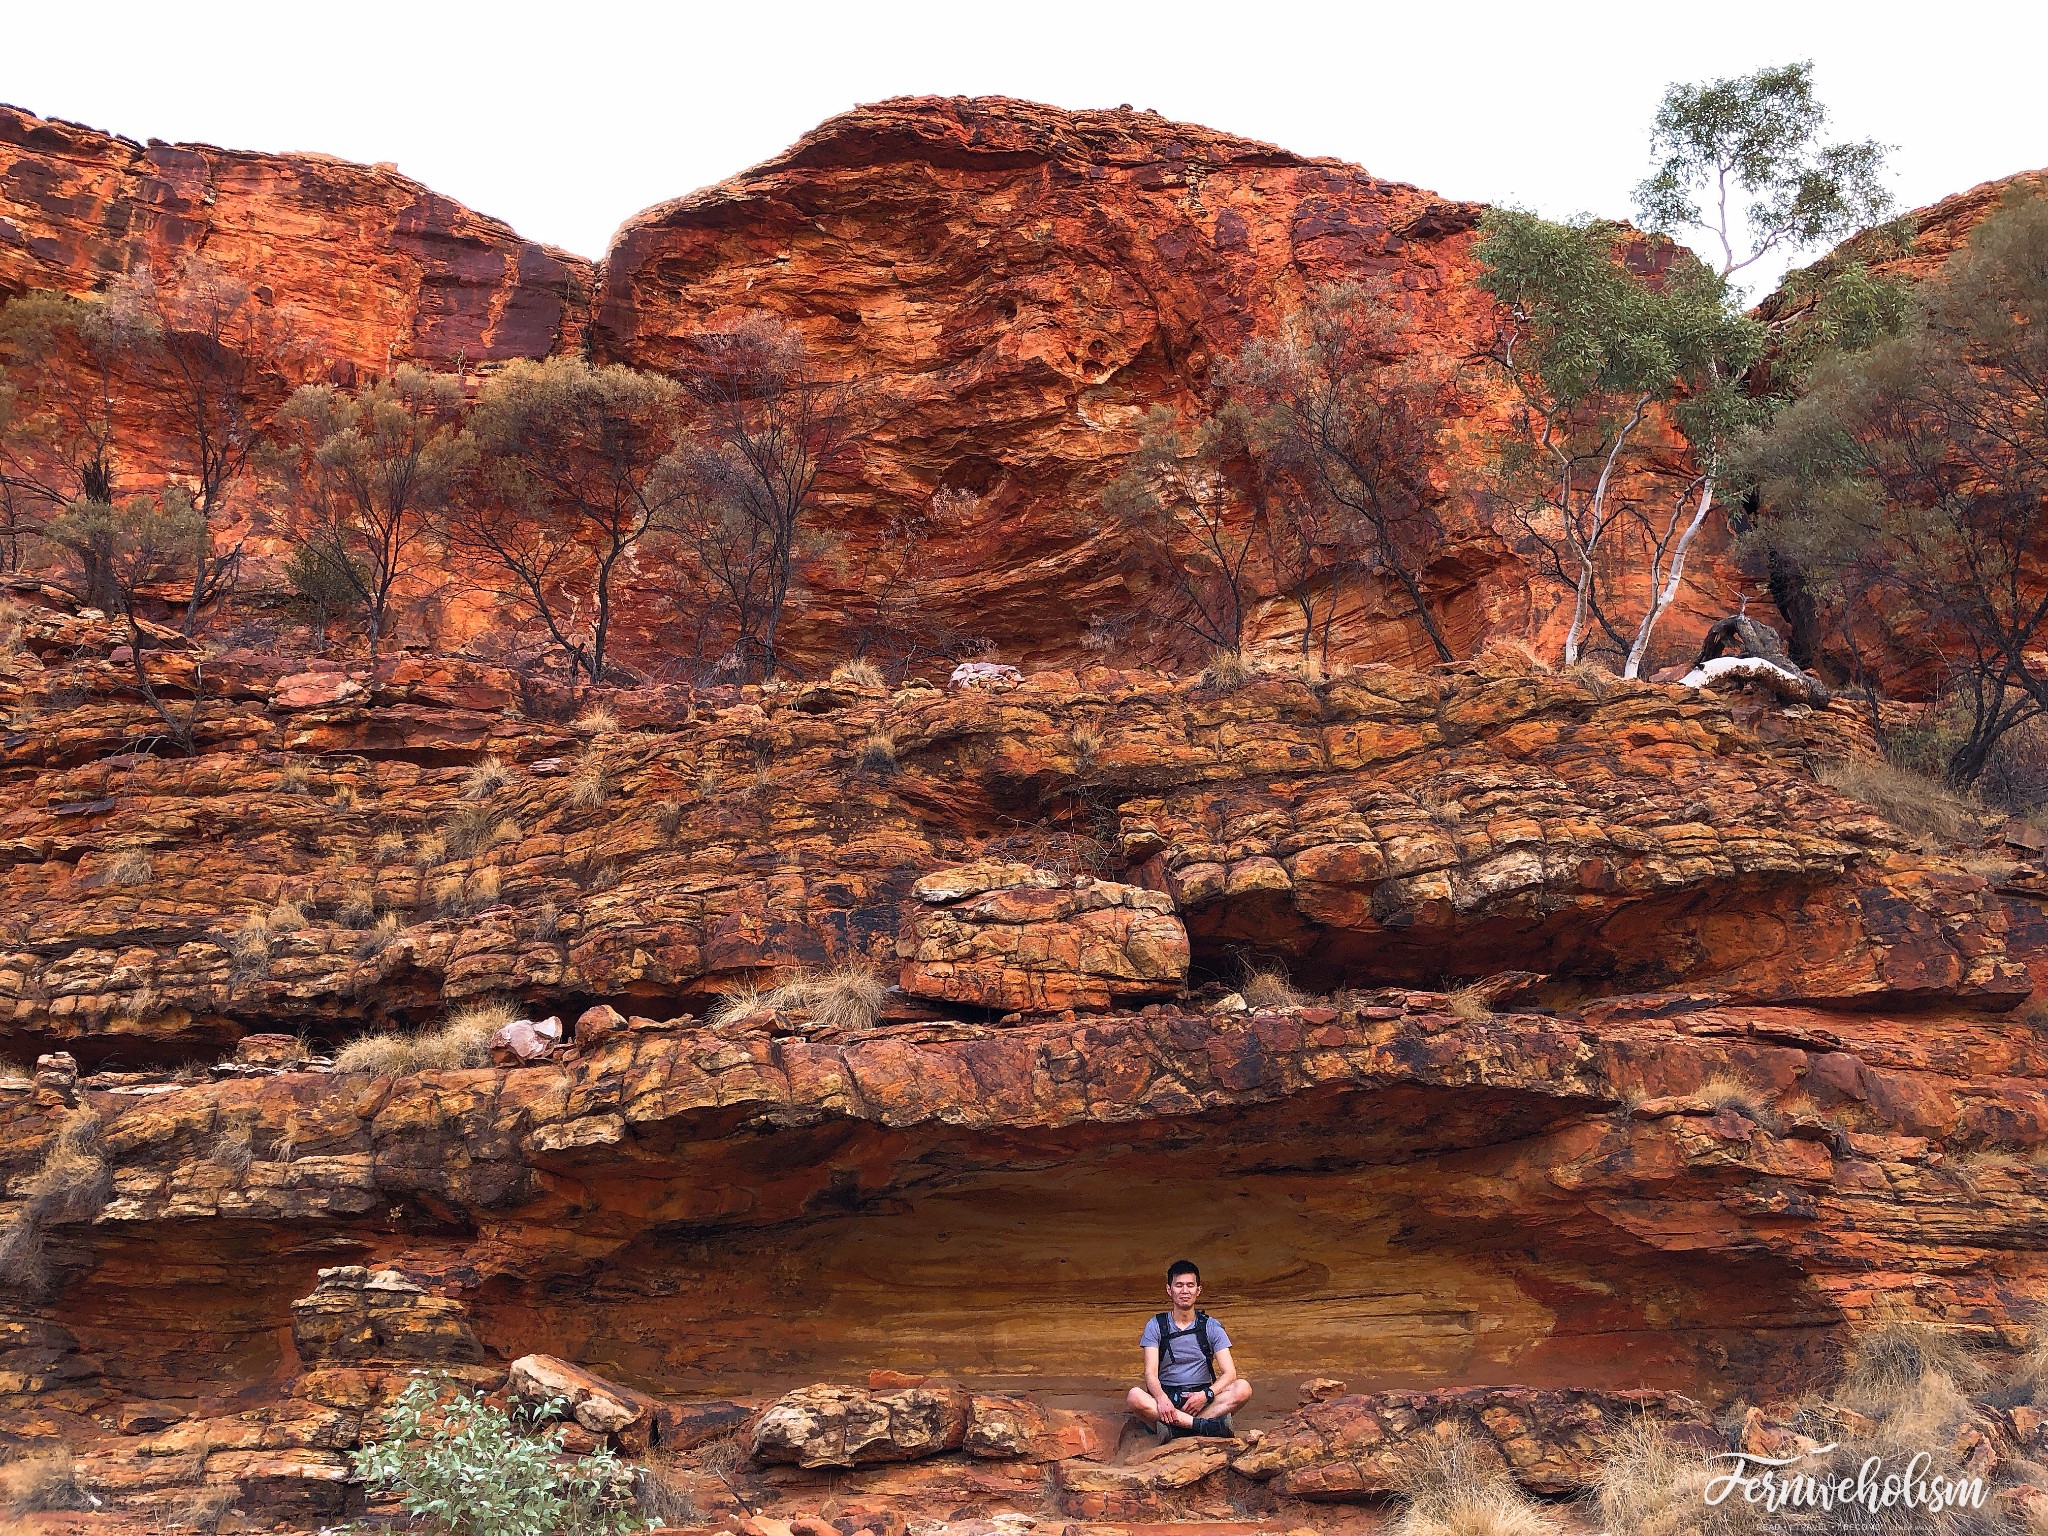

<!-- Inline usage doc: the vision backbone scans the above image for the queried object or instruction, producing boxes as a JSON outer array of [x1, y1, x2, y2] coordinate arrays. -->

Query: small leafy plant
[[349, 1374, 640, 1536]]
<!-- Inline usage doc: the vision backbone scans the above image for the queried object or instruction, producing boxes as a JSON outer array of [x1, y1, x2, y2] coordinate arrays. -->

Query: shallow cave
[[457, 1089, 1842, 1411]]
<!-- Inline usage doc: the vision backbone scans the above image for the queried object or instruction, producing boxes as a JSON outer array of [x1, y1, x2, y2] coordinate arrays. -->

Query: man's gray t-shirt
[[1140, 1313, 1233, 1389]]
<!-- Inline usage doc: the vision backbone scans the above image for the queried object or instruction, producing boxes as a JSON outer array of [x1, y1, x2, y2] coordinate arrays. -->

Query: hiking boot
[[1189, 1414, 1234, 1437]]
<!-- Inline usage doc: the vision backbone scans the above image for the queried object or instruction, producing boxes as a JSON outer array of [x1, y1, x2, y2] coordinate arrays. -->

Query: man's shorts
[[1164, 1385, 1214, 1412]]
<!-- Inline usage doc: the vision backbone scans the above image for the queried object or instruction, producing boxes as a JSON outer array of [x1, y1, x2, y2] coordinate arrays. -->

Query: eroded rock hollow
[[4, 90, 2048, 1536]]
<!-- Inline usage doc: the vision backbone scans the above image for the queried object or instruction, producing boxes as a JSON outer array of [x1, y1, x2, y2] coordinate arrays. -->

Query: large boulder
[[898, 861, 1188, 1011], [508, 1354, 661, 1441], [1231, 1386, 1714, 1498], [749, 1382, 972, 1469], [288, 1267, 483, 1366]]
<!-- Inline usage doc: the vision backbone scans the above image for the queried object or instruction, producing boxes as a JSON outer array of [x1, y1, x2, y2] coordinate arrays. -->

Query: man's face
[[1167, 1272, 1201, 1309]]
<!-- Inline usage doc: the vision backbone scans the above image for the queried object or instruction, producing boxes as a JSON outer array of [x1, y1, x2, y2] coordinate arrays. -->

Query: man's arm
[[1143, 1343, 1166, 1404], [1204, 1345, 1240, 1405]]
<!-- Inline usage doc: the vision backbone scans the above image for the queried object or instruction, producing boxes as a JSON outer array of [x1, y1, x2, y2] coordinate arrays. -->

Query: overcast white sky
[[6, 0, 2044, 295]]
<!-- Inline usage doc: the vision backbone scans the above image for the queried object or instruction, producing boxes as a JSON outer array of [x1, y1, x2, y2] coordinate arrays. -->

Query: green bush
[[349, 1374, 640, 1536]]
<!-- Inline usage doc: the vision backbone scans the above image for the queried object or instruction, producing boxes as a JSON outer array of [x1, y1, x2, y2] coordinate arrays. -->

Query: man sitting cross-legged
[[1125, 1258, 1253, 1438]]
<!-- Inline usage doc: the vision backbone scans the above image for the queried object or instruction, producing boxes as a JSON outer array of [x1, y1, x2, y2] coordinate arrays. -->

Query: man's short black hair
[[1167, 1259, 1201, 1283]]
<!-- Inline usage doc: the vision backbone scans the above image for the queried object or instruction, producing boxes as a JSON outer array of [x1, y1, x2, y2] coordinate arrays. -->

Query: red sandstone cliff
[[596, 94, 1756, 672], [7, 99, 2048, 1536], [0, 103, 592, 376], [0, 96, 1763, 676]]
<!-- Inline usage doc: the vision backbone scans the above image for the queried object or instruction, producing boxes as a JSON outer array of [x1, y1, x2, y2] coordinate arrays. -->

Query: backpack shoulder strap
[[1152, 1311, 1172, 1360], [1196, 1310, 1217, 1374]]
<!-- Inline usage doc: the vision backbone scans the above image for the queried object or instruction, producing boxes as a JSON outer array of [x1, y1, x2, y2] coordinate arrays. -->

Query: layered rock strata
[[3, 621, 2022, 1064], [0, 96, 1766, 674], [0, 103, 592, 371]]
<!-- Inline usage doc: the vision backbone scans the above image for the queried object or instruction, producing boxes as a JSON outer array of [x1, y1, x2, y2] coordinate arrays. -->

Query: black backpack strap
[[1196, 1310, 1217, 1378], [1152, 1311, 1172, 1379]]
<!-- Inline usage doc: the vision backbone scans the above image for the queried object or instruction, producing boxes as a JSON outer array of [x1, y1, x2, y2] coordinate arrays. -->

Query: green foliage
[[1735, 190, 2048, 786], [45, 490, 207, 616], [0, 291, 142, 512], [349, 1374, 641, 1536], [1635, 60, 1894, 284], [269, 366, 469, 655], [285, 540, 367, 617], [448, 356, 684, 684], [1475, 211, 1765, 670], [1475, 211, 1764, 441], [1771, 255, 1917, 388]]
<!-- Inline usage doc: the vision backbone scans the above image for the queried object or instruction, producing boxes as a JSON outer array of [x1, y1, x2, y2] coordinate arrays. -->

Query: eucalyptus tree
[[268, 367, 471, 659]]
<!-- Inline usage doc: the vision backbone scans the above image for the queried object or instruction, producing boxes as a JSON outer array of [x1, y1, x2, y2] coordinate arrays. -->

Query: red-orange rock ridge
[[0, 95, 1766, 676], [0, 101, 592, 375]]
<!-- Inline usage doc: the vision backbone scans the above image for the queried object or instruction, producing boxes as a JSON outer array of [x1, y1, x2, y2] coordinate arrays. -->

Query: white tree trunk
[[1560, 397, 1650, 669], [1624, 473, 1716, 679]]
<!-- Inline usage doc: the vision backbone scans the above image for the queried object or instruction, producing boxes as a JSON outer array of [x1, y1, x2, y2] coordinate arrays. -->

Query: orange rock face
[[595, 94, 1758, 673], [6, 97, 2048, 1536], [0, 96, 1767, 677], [7, 646, 2029, 1063], [0, 104, 593, 374]]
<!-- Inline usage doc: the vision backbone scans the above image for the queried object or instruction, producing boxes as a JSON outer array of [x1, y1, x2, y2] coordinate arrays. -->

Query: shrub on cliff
[[265, 366, 470, 660], [1220, 278, 1461, 669], [445, 358, 684, 687], [0, 1110, 111, 1295], [1737, 189, 2048, 788], [350, 1374, 639, 1536], [332, 1001, 512, 1076]]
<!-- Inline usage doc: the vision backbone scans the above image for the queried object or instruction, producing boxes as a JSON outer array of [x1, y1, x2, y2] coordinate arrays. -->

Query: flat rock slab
[[752, 1382, 972, 1469], [1232, 1385, 1710, 1498]]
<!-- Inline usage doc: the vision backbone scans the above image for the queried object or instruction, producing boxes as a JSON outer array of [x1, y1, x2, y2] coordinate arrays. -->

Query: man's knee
[[1226, 1377, 1253, 1404]]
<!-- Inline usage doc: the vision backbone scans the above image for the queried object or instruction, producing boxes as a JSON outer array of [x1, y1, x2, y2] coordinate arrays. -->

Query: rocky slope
[[0, 95, 1760, 680], [0, 103, 593, 374], [6, 588, 2048, 1526]]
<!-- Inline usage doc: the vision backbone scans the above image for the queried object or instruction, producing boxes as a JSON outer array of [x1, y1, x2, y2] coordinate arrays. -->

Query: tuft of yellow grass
[[567, 765, 609, 811], [830, 658, 885, 689], [224, 914, 274, 971], [0, 1446, 94, 1515], [1443, 983, 1493, 1023], [331, 998, 518, 1076], [1199, 648, 1255, 690], [460, 755, 513, 800], [1594, 1414, 1762, 1536], [101, 848, 154, 887], [354, 911, 402, 958], [336, 884, 378, 929], [575, 702, 621, 737], [707, 965, 886, 1032], [1818, 757, 1980, 846], [1238, 966, 1305, 1010], [432, 867, 502, 917], [1392, 1428, 1562, 1536]]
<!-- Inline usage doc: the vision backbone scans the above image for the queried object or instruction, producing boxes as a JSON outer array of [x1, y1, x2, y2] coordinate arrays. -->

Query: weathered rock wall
[[2, 602, 2022, 1065], [594, 94, 1757, 673], [0, 96, 1767, 678], [0, 102, 593, 372]]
